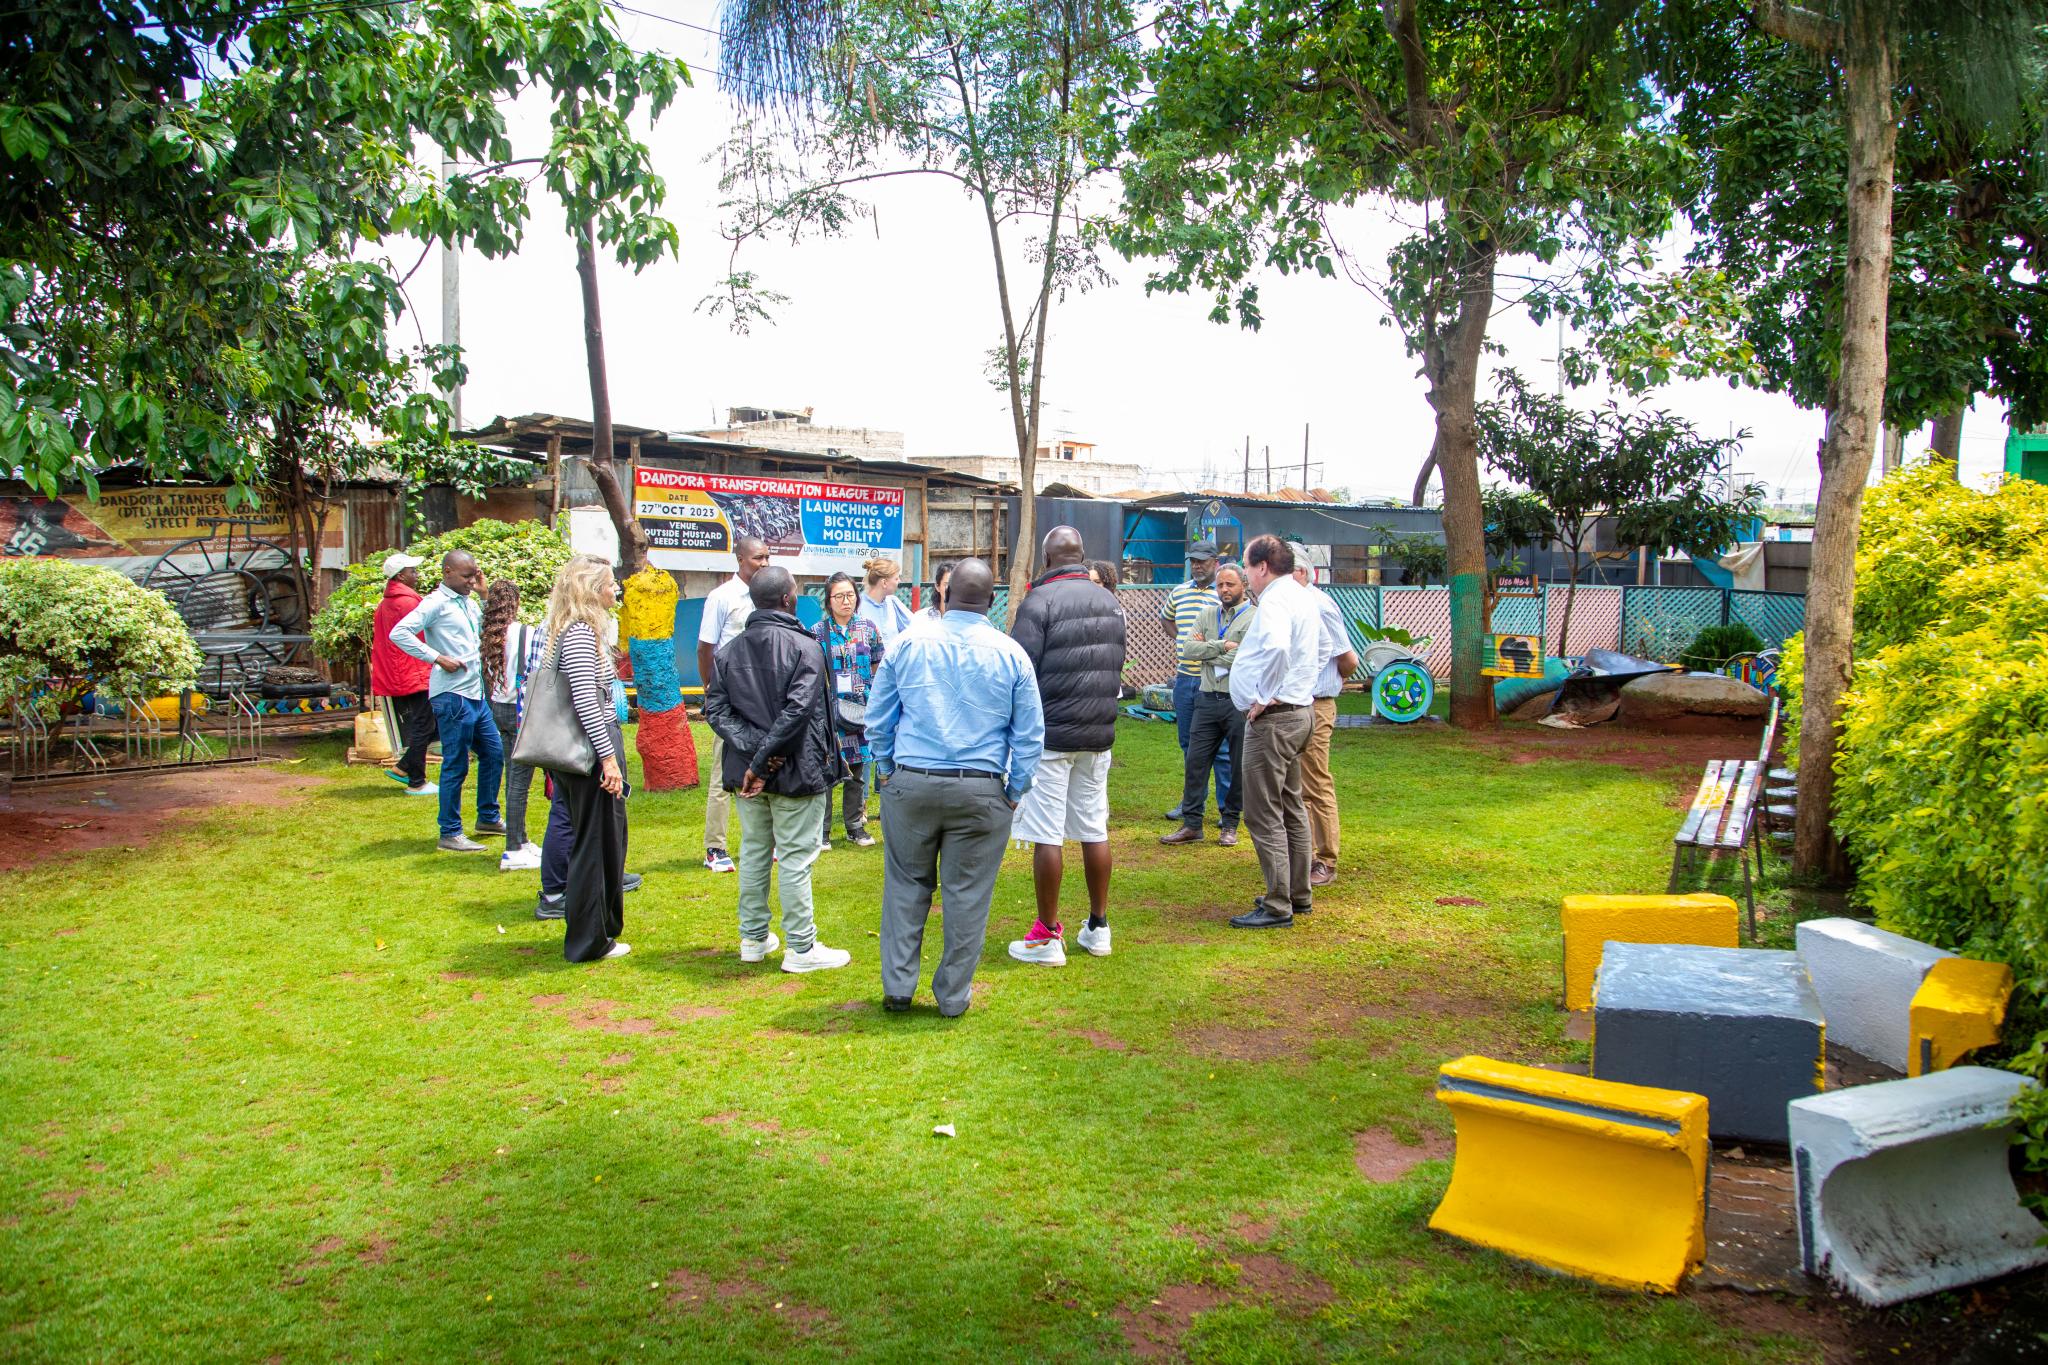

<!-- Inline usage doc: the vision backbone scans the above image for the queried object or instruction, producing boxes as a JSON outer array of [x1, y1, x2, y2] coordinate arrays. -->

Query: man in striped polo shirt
[[1159, 540, 1227, 823]]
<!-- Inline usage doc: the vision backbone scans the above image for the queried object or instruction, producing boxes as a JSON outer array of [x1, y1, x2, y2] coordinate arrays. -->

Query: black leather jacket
[[705, 609, 847, 795], [1010, 564, 1127, 752]]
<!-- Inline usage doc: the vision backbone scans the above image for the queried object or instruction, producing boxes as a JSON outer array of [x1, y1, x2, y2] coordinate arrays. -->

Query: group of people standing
[[1157, 537, 1357, 927], [364, 524, 1356, 1009], [369, 547, 642, 959]]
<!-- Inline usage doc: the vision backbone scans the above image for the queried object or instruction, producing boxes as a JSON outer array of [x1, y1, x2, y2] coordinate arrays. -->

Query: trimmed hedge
[[0, 559, 201, 715], [1782, 462, 2048, 1159]]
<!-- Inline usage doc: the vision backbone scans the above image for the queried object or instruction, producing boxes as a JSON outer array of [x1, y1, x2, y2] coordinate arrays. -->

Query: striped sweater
[[558, 621, 618, 761]]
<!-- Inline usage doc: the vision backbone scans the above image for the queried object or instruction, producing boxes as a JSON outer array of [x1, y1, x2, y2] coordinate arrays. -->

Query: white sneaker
[[498, 845, 542, 871], [818, 839, 831, 852], [739, 932, 782, 963], [781, 942, 852, 973], [1075, 922, 1112, 957], [406, 781, 440, 796], [602, 941, 631, 960], [1008, 935, 1067, 967]]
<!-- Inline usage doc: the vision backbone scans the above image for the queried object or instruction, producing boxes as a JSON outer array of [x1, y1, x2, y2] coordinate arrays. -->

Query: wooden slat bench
[[1670, 698, 1779, 937]]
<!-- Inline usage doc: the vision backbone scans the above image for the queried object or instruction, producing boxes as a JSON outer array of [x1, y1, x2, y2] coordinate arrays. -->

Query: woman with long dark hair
[[812, 571, 884, 849], [480, 579, 542, 870], [542, 555, 631, 962], [921, 559, 956, 620]]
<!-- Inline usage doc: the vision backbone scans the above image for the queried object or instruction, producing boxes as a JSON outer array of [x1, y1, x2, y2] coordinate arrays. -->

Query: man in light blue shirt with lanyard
[[867, 558, 1045, 1017], [389, 550, 505, 853]]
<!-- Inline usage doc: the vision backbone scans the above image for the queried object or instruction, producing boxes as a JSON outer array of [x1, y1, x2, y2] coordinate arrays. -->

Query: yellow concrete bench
[[1909, 958, 2015, 1076], [1561, 894, 1740, 1011], [1428, 1055, 1709, 1292]]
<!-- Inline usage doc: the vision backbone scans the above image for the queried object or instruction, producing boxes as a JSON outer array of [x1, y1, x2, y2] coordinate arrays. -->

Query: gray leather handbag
[[511, 647, 597, 776]]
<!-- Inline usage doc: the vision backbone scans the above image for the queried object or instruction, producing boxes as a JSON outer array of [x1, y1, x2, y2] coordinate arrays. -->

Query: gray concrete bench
[[1592, 942, 1823, 1143]]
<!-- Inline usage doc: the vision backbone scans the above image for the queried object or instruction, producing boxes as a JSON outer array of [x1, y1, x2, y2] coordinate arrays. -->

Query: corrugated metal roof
[[454, 414, 1017, 492]]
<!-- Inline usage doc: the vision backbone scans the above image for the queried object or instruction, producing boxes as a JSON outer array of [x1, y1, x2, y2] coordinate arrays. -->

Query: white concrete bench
[[1795, 918, 1951, 1073], [1791, 1066, 2048, 1305]]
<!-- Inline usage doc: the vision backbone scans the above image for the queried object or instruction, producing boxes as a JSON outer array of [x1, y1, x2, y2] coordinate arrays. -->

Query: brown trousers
[[1241, 704, 1314, 915], [1301, 696, 1340, 865]]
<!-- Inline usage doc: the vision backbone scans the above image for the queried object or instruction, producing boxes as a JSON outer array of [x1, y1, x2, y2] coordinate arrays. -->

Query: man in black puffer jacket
[[1005, 525, 1127, 968], [706, 566, 853, 974]]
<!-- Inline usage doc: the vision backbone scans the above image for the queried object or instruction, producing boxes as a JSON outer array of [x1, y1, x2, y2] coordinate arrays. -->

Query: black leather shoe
[[1159, 826, 1203, 845], [1230, 905, 1294, 929], [1218, 827, 1239, 847], [535, 894, 565, 921], [882, 995, 913, 1013], [472, 821, 508, 837], [622, 873, 642, 893], [1292, 902, 1313, 916]]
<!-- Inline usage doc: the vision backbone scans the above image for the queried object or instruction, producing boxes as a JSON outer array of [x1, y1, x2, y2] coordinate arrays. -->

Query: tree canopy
[[1114, 0, 1686, 726], [1, 1, 686, 523]]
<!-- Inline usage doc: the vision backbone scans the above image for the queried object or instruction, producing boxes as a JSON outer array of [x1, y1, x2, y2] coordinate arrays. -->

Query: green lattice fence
[[1621, 586, 1723, 661], [1730, 591, 1806, 649]]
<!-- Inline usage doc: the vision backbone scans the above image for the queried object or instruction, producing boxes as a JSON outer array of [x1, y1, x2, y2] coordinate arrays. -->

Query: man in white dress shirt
[[1226, 535, 1324, 928]]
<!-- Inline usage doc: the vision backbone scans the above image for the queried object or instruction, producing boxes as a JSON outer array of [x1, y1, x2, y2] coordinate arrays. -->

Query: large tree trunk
[[1421, 240, 1498, 729], [1928, 405, 1964, 475], [1794, 13, 1895, 880], [574, 220, 650, 578]]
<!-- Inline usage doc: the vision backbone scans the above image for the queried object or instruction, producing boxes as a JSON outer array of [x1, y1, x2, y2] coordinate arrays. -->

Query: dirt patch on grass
[[1353, 1126, 1453, 1182], [670, 1004, 731, 1022], [1118, 1283, 1231, 1359], [662, 1265, 837, 1335], [1117, 1246, 1334, 1359], [0, 764, 330, 871], [1073, 1029, 1132, 1053], [1463, 717, 1760, 776], [529, 995, 662, 1035], [1434, 896, 1485, 907], [1174, 963, 1515, 1064]]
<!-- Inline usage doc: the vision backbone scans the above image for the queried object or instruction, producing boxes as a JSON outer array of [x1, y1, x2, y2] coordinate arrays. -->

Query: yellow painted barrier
[[1909, 958, 2015, 1076], [1428, 1055, 1709, 1293], [1561, 893, 1740, 1011]]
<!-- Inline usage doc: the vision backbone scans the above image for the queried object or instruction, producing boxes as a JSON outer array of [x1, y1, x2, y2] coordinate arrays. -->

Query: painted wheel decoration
[[1372, 661, 1434, 723]]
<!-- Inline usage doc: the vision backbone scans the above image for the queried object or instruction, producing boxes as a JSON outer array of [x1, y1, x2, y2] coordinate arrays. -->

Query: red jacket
[[370, 579, 432, 696]]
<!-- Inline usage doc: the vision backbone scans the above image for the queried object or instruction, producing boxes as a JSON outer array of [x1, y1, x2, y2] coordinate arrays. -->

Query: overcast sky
[[415, 0, 2013, 503]]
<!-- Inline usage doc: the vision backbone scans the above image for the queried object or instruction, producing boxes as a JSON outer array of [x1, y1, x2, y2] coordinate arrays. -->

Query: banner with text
[[634, 467, 905, 575]]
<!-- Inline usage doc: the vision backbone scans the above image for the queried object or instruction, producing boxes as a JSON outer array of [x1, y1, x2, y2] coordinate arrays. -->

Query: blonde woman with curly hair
[[542, 554, 632, 962], [856, 555, 913, 645]]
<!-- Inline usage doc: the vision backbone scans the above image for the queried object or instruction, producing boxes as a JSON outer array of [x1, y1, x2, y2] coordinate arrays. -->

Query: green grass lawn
[[1, 715, 1815, 1362]]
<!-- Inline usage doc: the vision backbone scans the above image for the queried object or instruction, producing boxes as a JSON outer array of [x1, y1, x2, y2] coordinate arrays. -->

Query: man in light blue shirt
[[389, 550, 504, 853], [866, 558, 1043, 1017]]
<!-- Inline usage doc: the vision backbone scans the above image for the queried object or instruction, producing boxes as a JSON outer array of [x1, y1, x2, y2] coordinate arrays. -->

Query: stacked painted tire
[[621, 566, 699, 790]]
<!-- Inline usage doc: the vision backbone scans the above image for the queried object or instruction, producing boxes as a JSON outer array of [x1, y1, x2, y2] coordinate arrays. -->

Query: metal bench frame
[[1669, 696, 1778, 936]]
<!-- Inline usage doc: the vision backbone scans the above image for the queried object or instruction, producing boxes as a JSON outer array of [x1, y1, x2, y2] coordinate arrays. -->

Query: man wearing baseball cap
[[371, 551, 437, 795]]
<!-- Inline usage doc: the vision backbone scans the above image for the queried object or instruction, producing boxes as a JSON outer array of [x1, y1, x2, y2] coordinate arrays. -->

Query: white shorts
[[1010, 749, 1111, 846]]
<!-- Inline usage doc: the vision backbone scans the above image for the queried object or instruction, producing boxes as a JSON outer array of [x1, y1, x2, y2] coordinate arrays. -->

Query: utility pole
[[1263, 444, 1271, 495], [1302, 423, 1310, 491], [1243, 435, 1250, 494], [440, 154, 463, 431]]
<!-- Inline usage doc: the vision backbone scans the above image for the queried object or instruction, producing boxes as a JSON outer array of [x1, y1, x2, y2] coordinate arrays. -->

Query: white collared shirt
[[1228, 573, 1321, 710], [1311, 589, 1349, 698]]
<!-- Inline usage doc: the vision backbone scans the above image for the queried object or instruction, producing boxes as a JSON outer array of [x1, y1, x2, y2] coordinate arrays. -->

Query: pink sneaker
[[1007, 920, 1066, 967]]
